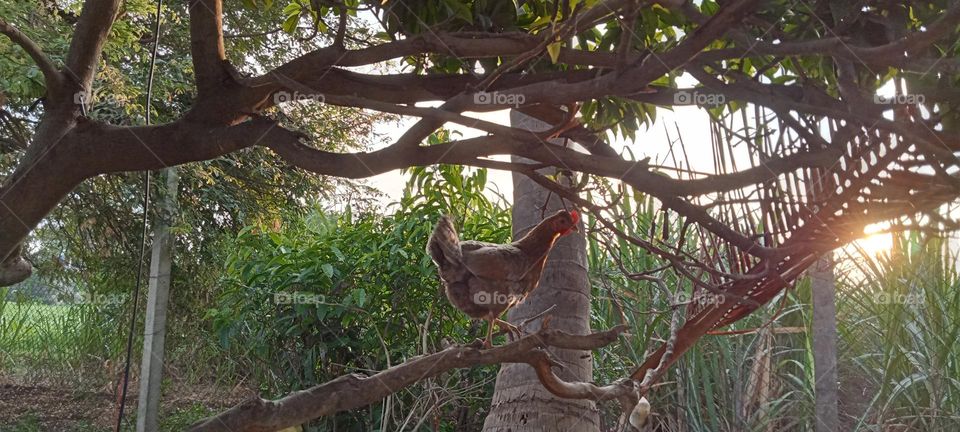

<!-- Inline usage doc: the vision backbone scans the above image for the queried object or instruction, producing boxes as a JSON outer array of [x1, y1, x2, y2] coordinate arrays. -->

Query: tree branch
[[188, 0, 229, 97], [0, 18, 63, 94], [189, 326, 628, 432], [64, 0, 122, 99]]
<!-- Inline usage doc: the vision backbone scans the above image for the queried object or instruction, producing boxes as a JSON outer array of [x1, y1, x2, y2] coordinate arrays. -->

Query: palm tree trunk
[[482, 109, 600, 432]]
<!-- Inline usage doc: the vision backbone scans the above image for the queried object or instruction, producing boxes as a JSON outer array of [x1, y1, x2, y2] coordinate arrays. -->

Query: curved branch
[[0, 18, 63, 93], [188, 326, 628, 432]]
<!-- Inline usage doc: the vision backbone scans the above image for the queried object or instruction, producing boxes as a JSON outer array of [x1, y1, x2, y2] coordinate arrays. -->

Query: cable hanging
[[115, 0, 164, 429]]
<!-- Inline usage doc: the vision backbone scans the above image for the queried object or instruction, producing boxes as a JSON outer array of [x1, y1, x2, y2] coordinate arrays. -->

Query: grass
[[2, 403, 221, 432], [835, 234, 960, 430], [4, 229, 960, 430], [1, 291, 250, 430], [0, 296, 117, 386], [586, 190, 960, 431]]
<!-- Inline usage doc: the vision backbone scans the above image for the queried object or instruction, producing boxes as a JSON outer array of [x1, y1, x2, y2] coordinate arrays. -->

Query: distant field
[[2, 301, 79, 346], [0, 298, 120, 385]]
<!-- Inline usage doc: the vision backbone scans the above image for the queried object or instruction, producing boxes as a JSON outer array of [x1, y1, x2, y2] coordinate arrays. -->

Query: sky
[[335, 2, 960, 259], [356, 78, 938, 257], [365, 84, 717, 204]]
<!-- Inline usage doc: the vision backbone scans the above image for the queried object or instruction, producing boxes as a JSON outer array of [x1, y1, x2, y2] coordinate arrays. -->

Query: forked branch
[[189, 326, 629, 432]]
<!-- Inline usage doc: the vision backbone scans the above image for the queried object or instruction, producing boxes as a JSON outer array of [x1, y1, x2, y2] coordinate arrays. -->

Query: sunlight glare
[[853, 231, 893, 256]]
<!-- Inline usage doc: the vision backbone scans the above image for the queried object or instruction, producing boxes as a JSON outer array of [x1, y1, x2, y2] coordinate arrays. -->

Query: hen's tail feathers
[[427, 216, 462, 269]]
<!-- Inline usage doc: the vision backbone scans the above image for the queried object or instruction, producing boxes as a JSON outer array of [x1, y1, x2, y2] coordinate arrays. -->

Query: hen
[[427, 209, 579, 347]]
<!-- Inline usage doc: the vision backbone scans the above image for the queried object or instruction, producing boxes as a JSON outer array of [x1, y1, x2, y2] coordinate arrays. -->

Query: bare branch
[[64, 0, 122, 98], [188, 326, 628, 432], [0, 18, 63, 94], [188, 0, 229, 97]]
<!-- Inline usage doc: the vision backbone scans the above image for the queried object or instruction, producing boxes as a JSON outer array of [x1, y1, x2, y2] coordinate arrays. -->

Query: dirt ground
[[0, 382, 114, 430], [0, 377, 256, 431]]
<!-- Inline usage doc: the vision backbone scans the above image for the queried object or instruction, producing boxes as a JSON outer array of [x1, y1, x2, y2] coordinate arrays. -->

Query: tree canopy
[[2, 0, 959, 429]]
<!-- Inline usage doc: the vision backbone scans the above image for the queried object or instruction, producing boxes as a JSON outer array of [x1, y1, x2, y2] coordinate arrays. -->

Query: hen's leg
[[483, 319, 495, 349], [494, 319, 522, 341]]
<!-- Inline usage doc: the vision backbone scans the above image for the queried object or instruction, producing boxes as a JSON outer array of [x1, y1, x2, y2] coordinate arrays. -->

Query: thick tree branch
[[0, 116, 298, 279], [855, 2, 960, 58], [64, 0, 121, 99], [188, 0, 229, 97], [605, 0, 759, 89], [242, 0, 755, 117], [686, 66, 960, 156], [189, 326, 628, 432]]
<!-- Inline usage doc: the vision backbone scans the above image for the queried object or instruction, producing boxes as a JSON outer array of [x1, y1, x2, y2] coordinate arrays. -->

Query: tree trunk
[[811, 253, 839, 432], [482, 109, 599, 432]]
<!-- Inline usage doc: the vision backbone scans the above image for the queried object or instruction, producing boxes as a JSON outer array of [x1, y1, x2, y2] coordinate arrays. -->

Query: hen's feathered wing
[[427, 217, 536, 282], [458, 240, 536, 282], [427, 216, 494, 318], [428, 216, 550, 319]]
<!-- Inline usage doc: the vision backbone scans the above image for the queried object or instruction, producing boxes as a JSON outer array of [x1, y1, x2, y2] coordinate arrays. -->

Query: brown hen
[[427, 209, 579, 347]]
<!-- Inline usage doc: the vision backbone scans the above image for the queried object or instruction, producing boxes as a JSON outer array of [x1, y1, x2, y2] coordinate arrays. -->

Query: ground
[[0, 377, 255, 431]]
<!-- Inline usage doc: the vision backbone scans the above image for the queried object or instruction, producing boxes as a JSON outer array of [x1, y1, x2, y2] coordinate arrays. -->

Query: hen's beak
[[571, 224, 579, 233]]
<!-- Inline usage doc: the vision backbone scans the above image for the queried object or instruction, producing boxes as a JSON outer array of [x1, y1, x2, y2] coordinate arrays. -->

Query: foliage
[[208, 163, 510, 429], [5, 169, 960, 430], [1, 0, 385, 388], [0, 290, 124, 388], [835, 234, 960, 431], [585, 187, 812, 431], [2, 0, 959, 429]]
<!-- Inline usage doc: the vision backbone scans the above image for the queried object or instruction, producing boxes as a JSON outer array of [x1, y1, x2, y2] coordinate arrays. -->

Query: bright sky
[[366, 79, 716, 204], [350, 37, 959, 259]]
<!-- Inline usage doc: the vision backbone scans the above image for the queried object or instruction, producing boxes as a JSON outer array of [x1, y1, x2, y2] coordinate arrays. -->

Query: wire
[[115, 0, 164, 429]]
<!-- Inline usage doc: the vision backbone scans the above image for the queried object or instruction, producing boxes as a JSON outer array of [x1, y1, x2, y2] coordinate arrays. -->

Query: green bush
[[208, 164, 511, 430]]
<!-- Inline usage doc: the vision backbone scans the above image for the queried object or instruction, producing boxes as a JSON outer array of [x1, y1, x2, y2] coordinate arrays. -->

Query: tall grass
[[835, 233, 960, 431], [0, 292, 121, 387], [587, 189, 960, 431]]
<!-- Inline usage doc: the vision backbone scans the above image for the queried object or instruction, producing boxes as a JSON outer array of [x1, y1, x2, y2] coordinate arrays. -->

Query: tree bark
[[482, 109, 599, 431], [811, 253, 839, 432]]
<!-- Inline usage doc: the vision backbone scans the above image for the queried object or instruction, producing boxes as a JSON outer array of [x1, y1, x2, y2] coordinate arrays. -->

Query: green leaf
[[282, 2, 302, 15], [282, 14, 300, 34], [352, 288, 367, 307], [546, 40, 562, 64]]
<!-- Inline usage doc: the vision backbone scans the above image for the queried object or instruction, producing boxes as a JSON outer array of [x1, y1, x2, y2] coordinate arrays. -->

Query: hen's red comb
[[570, 209, 580, 224]]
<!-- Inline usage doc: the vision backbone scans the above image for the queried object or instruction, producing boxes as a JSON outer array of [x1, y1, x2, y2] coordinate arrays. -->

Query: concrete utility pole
[[811, 253, 839, 432], [136, 167, 179, 431]]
